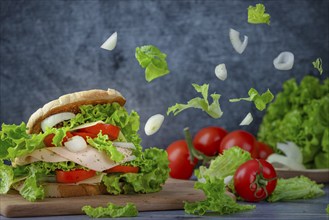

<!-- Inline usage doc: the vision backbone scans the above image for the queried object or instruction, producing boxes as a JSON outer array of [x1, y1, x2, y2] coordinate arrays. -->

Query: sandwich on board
[[0, 88, 169, 201]]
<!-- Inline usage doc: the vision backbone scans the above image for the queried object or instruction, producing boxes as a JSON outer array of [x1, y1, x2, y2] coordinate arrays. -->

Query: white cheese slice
[[13, 148, 69, 166], [69, 121, 105, 131], [75, 173, 105, 185], [46, 145, 133, 172]]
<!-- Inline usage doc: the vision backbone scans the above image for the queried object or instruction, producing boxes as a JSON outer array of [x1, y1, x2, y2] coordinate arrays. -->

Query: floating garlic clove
[[144, 114, 165, 136]]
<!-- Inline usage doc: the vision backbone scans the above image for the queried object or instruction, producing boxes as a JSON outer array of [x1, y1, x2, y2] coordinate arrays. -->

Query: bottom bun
[[43, 183, 109, 198]]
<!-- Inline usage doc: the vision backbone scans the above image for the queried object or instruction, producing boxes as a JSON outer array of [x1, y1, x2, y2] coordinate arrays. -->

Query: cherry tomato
[[105, 165, 139, 174], [78, 123, 120, 140], [193, 126, 228, 156], [219, 130, 258, 158], [71, 132, 97, 141], [234, 159, 277, 202], [256, 141, 274, 159], [56, 169, 96, 183], [44, 132, 73, 147], [166, 140, 198, 180]]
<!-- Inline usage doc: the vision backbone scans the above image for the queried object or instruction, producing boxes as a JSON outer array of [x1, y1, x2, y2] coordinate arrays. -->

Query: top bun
[[27, 88, 126, 134]]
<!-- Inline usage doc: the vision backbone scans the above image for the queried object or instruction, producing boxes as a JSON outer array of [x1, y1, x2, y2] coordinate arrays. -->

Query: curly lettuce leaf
[[229, 88, 274, 111], [0, 162, 14, 194], [68, 103, 142, 154], [248, 3, 271, 25], [267, 176, 325, 202], [197, 147, 251, 182], [312, 58, 323, 75], [167, 84, 223, 118], [0, 123, 71, 160], [258, 76, 329, 168], [82, 203, 138, 218], [87, 133, 124, 163], [184, 176, 255, 216], [135, 45, 170, 82], [18, 165, 45, 202], [102, 148, 169, 195], [0, 123, 45, 160]]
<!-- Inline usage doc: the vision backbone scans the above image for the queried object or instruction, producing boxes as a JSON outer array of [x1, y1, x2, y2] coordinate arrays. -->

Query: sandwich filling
[[0, 102, 170, 201]]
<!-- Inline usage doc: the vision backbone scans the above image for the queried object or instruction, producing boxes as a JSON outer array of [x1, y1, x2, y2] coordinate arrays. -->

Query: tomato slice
[[78, 123, 120, 140], [104, 165, 139, 174], [56, 169, 96, 183], [44, 132, 73, 147], [71, 132, 97, 141]]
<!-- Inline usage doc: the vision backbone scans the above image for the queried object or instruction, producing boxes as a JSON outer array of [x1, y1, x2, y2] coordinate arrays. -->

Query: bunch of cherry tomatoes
[[166, 126, 277, 202]]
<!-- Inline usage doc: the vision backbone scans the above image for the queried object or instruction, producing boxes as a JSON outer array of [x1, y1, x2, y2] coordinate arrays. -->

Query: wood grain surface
[[0, 178, 205, 217]]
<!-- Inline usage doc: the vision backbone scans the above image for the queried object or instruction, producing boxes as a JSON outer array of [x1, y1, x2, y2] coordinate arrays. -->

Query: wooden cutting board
[[0, 178, 204, 217]]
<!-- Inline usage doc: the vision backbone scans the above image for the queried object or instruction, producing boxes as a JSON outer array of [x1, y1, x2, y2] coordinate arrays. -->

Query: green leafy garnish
[[87, 133, 124, 163], [184, 176, 255, 216], [184, 147, 254, 216], [247, 3, 271, 25], [267, 176, 325, 202], [135, 45, 170, 82], [229, 88, 274, 111], [102, 148, 169, 195], [258, 76, 329, 168], [196, 147, 251, 181], [82, 202, 138, 218], [0, 163, 14, 194], [312, 58, 323, 75], [167, 84, 223, 118], [18, 165, 45, 202]]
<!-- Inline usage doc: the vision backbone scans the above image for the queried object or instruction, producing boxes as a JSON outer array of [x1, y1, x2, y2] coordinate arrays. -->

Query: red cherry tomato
[[166, 140, 198, 180], [56, 169, 96, 183], [105, 165, 139, 174], [78, 123, 120, 140], [256, 141, 274, 159], [193, 126, 228, 156], [43, 132, 73, 147], [234, 159, 277, 202], [219, 130, 258, 158]]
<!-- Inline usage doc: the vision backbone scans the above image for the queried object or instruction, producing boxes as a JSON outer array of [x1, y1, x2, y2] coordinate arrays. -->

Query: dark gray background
[[1, 0, 328, 150]]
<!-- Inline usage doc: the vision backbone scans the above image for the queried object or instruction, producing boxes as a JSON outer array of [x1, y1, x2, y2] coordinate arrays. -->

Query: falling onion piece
[[100, 32, 117, 51], [273, 51, 294, 70], [229, 28, 248, 54], [144, 114, 165, 136], [215, 64, 227, 81], [64, 136, 88, 153], [41, 112, 76, 132], [239, 112, 253, 126]]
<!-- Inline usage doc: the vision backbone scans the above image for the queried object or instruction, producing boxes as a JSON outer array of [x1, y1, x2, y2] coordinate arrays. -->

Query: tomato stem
[[183, 127, 216, 165], [250, 159, 277, 200]]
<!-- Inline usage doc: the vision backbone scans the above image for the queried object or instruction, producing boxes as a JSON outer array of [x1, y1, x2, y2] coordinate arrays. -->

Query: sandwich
[[0, 88, 169, 201]]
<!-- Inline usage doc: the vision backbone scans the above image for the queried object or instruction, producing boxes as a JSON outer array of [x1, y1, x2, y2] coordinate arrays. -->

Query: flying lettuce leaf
[[135, 45, 170, 82], [82, 203, 138, 218], [167, 83, 223, 118], [229, 88, 274, 111], [248, 3, 271, 25], [312, 58, 323, 75]]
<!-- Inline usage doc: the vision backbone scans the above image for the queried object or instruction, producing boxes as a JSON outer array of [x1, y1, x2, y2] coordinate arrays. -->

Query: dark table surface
[[1, 184, 328, 220]]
